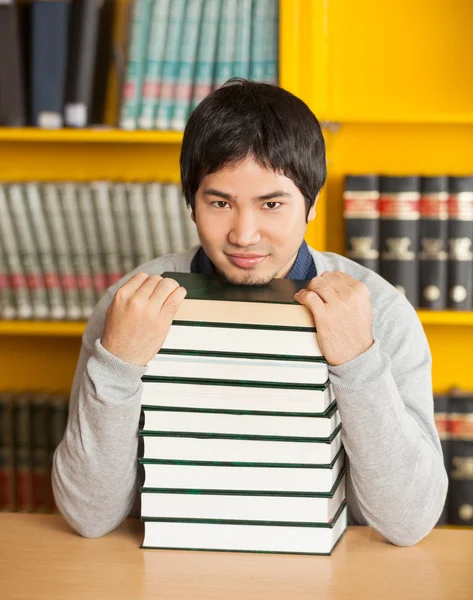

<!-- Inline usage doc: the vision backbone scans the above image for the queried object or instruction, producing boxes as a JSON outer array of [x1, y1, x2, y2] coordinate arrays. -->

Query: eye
[[263, 201, 281, 210], [211, 200, 230, 208]]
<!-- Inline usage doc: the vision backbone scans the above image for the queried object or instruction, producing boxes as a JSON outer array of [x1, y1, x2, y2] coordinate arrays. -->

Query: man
[[52, 79, 447, 545]]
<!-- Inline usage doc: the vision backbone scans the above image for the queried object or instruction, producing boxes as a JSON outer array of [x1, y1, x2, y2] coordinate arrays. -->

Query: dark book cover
[[30, 395, 50, 513], [48, 394, 68, 512], [90, 0, 116, 125], [419, 177, 449, 309], [65, 0, 102, 127], [447, 176, 473, 311], [0, 0, 27, 126], [13, 394, 32, 513], [379, 176, 420, 307], [0, 393, 15, 512], [343, 174, 380, 272], [447, 390, 473, 526], [433, 394, 449, 525], [31, 0, 72, 128], [160, 272, 311, 304]]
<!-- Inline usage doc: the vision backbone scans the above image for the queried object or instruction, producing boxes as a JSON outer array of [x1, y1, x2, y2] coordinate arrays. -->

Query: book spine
[[14, 395, 32, 513], [127, 183, 155, 265], [213, 0, 238, 88], [91, 181, 123, 286], [250, 0, 267, 82], [379, 177, 420, 306], [343, 176, 380, 272], [433, 394, 449, 525], [447, 180, 473, 310], [48, 395, 69, 513], [0, 232, 17, 320], [138, 0, 172, 130], [24, 182, 67, 321], [77, 183, 108, 304], [154, 0, 187, 130], [163, 183, 188, 253], [170, 0, 204, 131], [419, 182, 449, 309], [90, 0, 116, 125], [30, 396, 49, 513], [190, 0, 221, 113], [0, 394, 15, 512], [232, 0, 252, 79], [0, 184, 33, 320], [110, 183, 136, 274], [42, 184, 82, 320], [59, 183, 96, 320], [447, 393, 473, 526], [64, 0, 102, 127], [119, 0, 154, 130], [145, 182, 172, 257], [31, 0, 71, 128], [7, 184, 50, 320], [263, 0, 278, 84]]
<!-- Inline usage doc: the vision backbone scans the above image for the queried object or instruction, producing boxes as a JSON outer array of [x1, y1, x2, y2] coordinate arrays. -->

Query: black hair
[[180, 78, 326, 219]]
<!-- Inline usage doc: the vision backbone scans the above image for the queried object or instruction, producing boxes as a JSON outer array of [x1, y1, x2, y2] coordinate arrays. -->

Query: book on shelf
[[433, 394, 449, 525], [139, 272, 345, 554], [419, 176, 449, 310], [447, 176, 473, 311], [0, 391, 69, 514], [343, 174, 380, 272]]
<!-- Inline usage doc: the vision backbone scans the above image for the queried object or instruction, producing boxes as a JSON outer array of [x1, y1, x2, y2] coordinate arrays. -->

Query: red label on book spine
[[44, 272, 61, 288], [16, 470, 32, 512], [76, 274, 93, 290], [9, 273, 27, 289], [93, 274, 107, 291], [380, 196, 420, 219], [0, 470, 13, 510], [448, 196, 473, 220], [32, 471, 47, 512], [26, 273, 44, 290], [343, 197, 379, 217], [107, 273, 123, 285], [60, 274, 78, 291], [420, 195, 449, 219]]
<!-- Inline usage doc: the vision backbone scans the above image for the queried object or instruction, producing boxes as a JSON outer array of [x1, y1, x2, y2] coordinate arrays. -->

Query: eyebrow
[[203, 188, 292, 201]]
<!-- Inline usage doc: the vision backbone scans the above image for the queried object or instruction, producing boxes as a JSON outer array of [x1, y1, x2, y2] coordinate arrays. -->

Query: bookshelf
[[0, 0, 472, 395]]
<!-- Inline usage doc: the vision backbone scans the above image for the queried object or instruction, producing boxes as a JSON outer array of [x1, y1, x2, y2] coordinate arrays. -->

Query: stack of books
[[138, 273, 347, 555]]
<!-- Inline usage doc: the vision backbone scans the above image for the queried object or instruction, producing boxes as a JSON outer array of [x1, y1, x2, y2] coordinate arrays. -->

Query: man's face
[[193, 156, 316, 285]]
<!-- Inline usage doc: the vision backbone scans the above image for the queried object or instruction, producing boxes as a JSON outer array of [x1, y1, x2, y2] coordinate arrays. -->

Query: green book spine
[[250, 0, 267, 82], [264, 0, 278, 84], [119, 0, 154, 130], [48, 395, 69, 513], [0, 228, 16, 320], [14, 395, 32, 513], [30, 396, 49, 513], [170, 0, 204, 131], [0, 394, 15, 512], [232, 0, 252, 79], [190, 0, 221, 113], [138, 0, 172, 130], [155, 0, 187, 130], [213, 0, 237, 88]]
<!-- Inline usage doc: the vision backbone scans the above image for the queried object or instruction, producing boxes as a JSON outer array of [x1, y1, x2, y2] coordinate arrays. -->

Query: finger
[[149, 277, 181, 308], [320, 271, 354, 300], [114, 272, 150, 300], [306, 275, 339, 304], [134, 274, 166, 299], [294, 289, 326, 320], [159, 285, 188, 322]]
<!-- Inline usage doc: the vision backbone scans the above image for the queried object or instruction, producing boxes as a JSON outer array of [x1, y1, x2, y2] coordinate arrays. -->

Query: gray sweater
[[52, 246, 448, 545]]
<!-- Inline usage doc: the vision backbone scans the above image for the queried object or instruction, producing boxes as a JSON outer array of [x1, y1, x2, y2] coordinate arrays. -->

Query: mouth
[[226, 253, 267, 269]]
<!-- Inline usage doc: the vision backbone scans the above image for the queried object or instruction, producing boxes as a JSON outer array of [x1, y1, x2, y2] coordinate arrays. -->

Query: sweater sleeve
[[51, 291, 147, 538], [328, 295, 448, 547]]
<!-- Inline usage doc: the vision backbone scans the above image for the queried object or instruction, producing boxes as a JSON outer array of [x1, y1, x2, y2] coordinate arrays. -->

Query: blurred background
[[0, 0, 472, 528]]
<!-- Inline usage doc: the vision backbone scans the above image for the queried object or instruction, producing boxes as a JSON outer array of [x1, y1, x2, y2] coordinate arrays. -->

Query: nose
[[228, 208, 261, 248]]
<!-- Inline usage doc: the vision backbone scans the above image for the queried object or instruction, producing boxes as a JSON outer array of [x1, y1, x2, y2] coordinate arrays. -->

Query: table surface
[[1, 514, 472, 600]]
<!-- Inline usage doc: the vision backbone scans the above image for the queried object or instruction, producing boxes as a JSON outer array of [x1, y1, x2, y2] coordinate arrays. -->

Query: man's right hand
[[101, 273, 187, 366]]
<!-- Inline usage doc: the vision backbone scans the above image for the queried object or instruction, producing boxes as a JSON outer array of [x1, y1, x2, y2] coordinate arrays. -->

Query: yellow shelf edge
[[1, 311, 473, 336], [0, 128, 184, 144]]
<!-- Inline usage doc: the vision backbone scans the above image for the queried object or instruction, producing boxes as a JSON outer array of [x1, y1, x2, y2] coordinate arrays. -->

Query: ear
[[307, 195, 318, 222]]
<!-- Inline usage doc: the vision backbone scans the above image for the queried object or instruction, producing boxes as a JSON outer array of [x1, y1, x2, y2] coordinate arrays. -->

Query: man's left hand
[[294, 271, 374, 366]]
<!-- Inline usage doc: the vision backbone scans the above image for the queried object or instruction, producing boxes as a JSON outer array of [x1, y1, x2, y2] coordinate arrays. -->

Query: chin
[[215, 266, 276, 287]]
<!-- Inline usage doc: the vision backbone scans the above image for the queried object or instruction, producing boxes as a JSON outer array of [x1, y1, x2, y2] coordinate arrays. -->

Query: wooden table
[[1, 515, 472, 600]]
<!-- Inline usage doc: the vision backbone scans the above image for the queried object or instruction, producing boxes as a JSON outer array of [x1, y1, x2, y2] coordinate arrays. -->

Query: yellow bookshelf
[[0, 0, 472, 394]]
